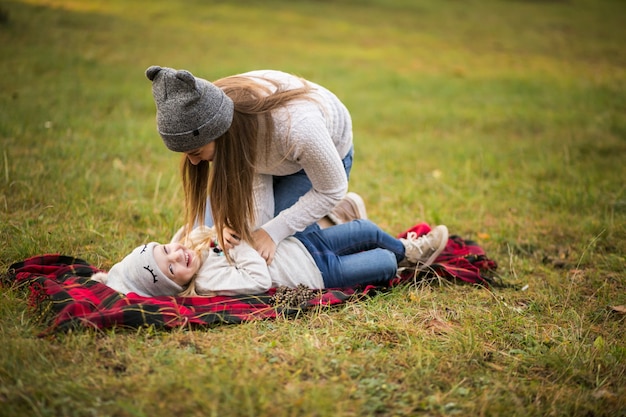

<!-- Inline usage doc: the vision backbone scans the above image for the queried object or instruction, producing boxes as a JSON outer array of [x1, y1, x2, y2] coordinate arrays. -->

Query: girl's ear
[[90, 272, 109, 284]]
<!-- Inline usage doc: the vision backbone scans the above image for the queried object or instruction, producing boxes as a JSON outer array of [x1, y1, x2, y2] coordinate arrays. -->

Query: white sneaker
[[327, 192, 368, 225], [400, 225, 449, 270]]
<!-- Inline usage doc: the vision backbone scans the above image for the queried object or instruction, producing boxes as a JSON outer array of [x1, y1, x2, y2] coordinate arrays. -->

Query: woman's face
[[153, 243, 201, 287], [185, 141, 216, 165]]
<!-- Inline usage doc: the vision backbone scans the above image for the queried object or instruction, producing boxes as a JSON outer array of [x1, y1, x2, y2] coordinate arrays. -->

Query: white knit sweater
[[240, 70, 353, 245]]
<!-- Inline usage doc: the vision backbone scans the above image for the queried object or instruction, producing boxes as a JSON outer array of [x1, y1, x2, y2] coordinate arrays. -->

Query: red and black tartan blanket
[[4, 223, 499, 334]]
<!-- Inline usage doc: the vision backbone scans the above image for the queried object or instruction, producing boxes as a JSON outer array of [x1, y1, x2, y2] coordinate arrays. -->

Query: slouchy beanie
[[105, 242, 183, 297], [146, 65, 234, 152]]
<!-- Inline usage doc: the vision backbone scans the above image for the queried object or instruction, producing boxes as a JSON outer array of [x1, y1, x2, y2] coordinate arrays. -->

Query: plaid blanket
[[5, 224, 499, 334]]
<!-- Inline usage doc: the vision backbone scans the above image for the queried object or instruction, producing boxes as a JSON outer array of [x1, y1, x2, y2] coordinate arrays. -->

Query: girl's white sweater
[[192, 237, 324, 296]]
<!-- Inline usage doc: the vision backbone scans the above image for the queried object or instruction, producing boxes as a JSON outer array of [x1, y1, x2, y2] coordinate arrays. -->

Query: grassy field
[[1, 0, 625, 415]]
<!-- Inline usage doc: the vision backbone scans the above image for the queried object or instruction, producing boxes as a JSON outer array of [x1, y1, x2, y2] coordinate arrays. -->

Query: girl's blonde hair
[[180, 74, 314, 255]]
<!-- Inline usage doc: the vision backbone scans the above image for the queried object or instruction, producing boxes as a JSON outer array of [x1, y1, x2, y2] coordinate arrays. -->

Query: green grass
[[1, 0, 625, 416]]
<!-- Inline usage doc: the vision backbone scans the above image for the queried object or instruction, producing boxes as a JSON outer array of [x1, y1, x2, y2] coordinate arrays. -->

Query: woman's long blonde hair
[[181, 74, 313, 254]]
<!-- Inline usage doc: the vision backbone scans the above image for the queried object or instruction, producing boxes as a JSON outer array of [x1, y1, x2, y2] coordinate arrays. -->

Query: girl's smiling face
[[153, 243, 201, 287]]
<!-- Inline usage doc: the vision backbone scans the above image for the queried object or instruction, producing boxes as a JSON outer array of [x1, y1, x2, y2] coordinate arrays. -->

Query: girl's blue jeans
[[295, 219, 406, 288]]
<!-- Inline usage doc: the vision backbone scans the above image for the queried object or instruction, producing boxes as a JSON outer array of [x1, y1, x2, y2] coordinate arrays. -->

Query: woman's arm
[[261, 111, 348, 244]]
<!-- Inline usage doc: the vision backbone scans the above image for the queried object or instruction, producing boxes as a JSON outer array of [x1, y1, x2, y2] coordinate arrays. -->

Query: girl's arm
[[193, 241, 273, 296]]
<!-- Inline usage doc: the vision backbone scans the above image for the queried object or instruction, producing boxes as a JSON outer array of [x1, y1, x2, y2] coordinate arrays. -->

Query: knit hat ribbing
[[146, 65, 234, 153], [105, 242, 183, 297]]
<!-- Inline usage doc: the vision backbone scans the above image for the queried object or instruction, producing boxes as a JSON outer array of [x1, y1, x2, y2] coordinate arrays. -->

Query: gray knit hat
[[145, 65, 234, 153], [105, 242, 183, 297]]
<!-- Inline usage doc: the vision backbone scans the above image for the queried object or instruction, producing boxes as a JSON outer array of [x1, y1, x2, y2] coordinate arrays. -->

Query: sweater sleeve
[[193, 242, 273, 296], [261, 108, 348, 244]]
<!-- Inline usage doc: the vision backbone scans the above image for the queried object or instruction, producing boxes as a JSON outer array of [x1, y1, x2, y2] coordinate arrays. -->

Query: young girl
[[145, 66, 355, 265], [92, 220, 449, 298]]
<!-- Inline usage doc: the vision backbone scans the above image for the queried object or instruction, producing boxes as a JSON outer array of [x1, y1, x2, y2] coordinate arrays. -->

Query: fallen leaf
[[593, 389, 615, 400], [569, 269, 585, 282], [424, 318, 454, 334], [610, 305, 626, 314]]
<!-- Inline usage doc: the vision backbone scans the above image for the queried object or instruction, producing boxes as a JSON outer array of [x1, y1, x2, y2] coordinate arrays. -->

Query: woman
[[92, 220, 449, 297], [146, 66, 355, 265]]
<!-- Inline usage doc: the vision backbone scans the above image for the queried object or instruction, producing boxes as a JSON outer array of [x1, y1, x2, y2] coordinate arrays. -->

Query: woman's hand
[[252, 228, 277, 265], [222, 227, 241, 251]]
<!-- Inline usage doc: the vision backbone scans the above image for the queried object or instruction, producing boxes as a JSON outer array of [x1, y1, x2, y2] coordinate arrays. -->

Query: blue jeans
[[295, 219, 406, 288], [204, 147, 354, 230]]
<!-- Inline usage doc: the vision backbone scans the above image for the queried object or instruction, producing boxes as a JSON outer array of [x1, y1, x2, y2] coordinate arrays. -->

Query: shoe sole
[[417, 225, 449, 271]]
